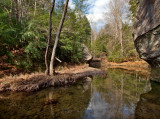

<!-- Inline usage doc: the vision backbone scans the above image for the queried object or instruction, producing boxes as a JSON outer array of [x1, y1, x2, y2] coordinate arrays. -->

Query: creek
[[0, 68, 159, 119]]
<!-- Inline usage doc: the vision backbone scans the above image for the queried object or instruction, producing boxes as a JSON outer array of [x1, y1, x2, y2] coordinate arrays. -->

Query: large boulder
[[81, 44, 93, 63], [134, 0, 160, 81]]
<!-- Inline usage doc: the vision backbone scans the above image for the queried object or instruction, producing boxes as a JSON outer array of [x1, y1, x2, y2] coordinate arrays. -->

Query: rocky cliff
[[134, 0, 160, 82]]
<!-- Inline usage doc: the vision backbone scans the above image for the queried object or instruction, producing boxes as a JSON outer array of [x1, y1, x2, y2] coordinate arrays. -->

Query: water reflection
[[0, 68, 158, 119], [0, 80, 91, 119], [83, 69, 151, 119], [135, 81, 160, 119]]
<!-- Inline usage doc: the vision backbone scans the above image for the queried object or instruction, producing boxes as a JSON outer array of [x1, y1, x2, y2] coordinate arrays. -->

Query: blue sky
[[69, 0, 110, 31], [85, 0, 110, 31], [86, 0, 111, 31]]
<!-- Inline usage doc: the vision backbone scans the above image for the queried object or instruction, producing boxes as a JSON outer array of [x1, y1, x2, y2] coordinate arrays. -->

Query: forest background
[[0, 0, 139, 72]]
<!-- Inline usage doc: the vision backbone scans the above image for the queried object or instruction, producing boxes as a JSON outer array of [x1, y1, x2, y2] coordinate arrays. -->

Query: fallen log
[[0, 68, 105, 92]]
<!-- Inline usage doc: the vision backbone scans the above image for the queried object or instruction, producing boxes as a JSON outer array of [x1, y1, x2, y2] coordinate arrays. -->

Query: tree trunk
[[119, 19, 123, 55], [14, 0, 19, 23], [49, 0, 69, 76], [9, 0, 13, 23], [91, 29, 93, 51], [45, 0, 56, 75], [19, 0, 23, 23], [34, 0, 37, 16]]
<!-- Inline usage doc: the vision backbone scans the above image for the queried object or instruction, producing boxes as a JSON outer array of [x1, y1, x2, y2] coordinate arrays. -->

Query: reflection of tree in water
[[135, 81, 160, 119], [0, 80, 91, 119], [83, 69, 151, 119], [0, 69, 153, 119]]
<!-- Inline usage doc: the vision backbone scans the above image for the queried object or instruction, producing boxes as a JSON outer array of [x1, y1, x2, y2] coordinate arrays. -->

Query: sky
[[69, 0, 111, 31], [86, 0, 110, 31]]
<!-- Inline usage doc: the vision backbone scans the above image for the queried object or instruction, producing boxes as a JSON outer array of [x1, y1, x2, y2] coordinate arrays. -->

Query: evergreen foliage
[[0, 0, 91, 71]]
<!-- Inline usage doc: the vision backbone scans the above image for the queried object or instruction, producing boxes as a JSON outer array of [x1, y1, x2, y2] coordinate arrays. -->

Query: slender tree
[[45, 0, 56, 75], [104, 0, 125, 55], [49, 0, 70, 75], [14, 0, 20, 23], [34, 0, 37, 16]]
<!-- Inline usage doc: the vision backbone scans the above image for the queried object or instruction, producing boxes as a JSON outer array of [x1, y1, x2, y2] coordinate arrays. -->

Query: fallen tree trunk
[[0, 68, 105, 92]]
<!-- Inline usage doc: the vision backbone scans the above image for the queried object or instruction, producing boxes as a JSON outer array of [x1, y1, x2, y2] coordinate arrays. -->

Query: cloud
[[86, 0, 110, 31], [68, 0, 75, 9], [68, 0, 110, 31]]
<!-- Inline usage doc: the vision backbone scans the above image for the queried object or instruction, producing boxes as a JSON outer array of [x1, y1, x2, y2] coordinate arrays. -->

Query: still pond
[[0, 68, 160, 119]]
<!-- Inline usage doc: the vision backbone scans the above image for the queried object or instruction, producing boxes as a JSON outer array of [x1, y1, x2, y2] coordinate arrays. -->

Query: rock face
[[81, 44, 93, 62], [89, 58, 101, 68], [134, 0, 160, 40], [134, 0, 160, 81]]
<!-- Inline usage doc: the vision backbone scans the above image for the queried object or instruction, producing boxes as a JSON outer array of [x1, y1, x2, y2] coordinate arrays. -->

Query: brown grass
[[0, 67, 105, 92], [105, 60, 149, 68]]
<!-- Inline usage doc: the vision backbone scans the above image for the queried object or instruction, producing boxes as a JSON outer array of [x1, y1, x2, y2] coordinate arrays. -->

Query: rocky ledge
[[133, 0, 160, 82]]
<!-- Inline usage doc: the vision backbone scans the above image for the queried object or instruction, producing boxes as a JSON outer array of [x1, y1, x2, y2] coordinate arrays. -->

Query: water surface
[[0, 68, 159, 119]]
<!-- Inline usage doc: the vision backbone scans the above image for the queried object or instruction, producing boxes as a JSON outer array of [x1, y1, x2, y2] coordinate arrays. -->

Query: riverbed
[[0, 68, 159, 119]]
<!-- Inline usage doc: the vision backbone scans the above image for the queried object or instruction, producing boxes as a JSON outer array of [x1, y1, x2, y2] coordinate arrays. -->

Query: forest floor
[[0, 55, 149, 78], [106, 60, 149, 68], [0, 59, 151, 92], [104, 60, 150, 76]]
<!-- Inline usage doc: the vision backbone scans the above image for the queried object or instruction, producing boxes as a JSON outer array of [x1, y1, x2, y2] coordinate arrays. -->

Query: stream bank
[[0, 65, 105, 92], [0, 60, 152, 92]]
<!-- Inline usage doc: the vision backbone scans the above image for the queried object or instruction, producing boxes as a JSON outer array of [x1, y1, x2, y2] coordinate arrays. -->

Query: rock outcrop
[[81, 44, 93, 63], [134, 0, 160, 81]]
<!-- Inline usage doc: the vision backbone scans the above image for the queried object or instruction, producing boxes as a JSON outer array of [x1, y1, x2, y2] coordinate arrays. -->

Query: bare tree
[[45, 0, 56, 75], [14, 0, 20, 23], [34, 0, 37, 16], [49, 0, 70, 75], [104, 0, 127, 55], [88, 16, 95, 51], [14, 0, 24, 23]]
